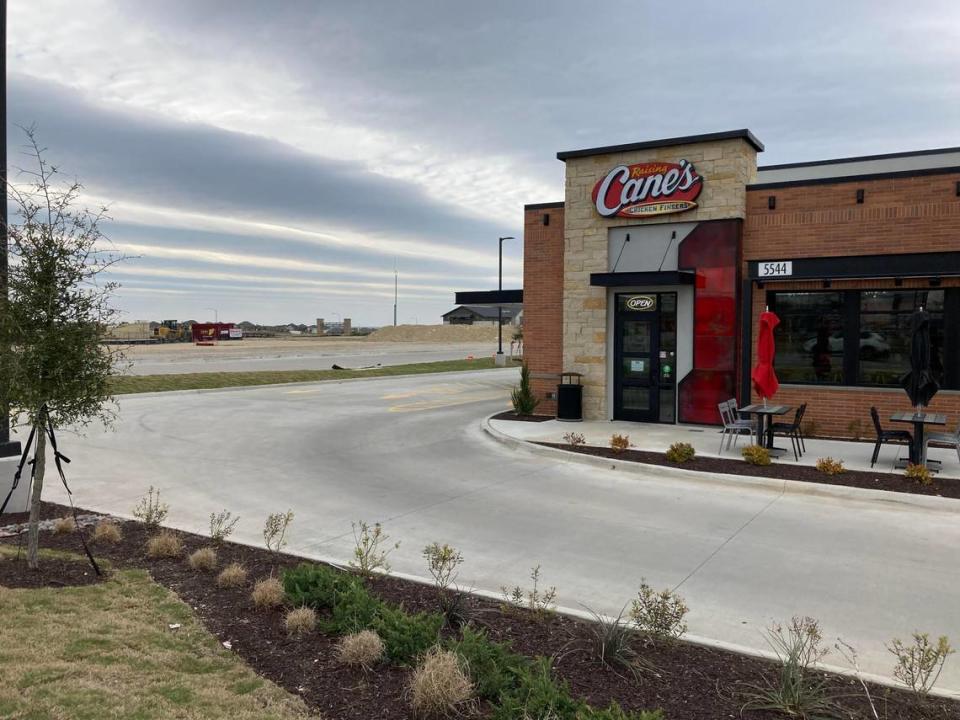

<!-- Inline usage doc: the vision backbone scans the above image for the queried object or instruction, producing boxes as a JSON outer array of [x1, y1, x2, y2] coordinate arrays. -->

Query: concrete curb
[[483, 416, 960, 515]]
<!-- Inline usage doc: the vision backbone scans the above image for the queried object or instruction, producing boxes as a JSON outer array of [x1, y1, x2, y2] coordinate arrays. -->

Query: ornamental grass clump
[[887, 632, 954, 696], [52, 515, 74, 534], [409, 647, 474, 719], [91, 519, 122, 544], [337, 630, 385, 671], [145, 530, 184, 559], [251, 577, 285, 609], [742, 616, 834, 718], [284, 606, 317, 638], [187, 547, 218, 572], [741, 444, 771, 466], [815, 457, 845, 475], [665, 442, 695, 464], [610, 434, 630, 454], [217, 562, 248, 589], [905, 463, 933, 486]]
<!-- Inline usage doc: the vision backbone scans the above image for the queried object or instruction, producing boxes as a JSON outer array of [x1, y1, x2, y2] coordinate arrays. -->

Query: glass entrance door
[[614, 293, 677, 423]]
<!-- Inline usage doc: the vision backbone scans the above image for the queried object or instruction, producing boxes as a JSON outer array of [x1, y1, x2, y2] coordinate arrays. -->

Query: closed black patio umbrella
[[900, 307, 939, 409]]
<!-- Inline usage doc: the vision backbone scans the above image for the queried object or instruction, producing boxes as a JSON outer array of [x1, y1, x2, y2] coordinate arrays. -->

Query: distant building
[[442, 305, 520, 326]]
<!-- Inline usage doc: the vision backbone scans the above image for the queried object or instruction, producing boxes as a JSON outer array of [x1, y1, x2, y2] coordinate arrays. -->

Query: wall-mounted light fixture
[[955, 180, 960, 197], [768, 195, 776, 210], [856, 189, 865, 204], [542, 213, 550, 226], [823, 280, 832, 288], [894, 277, 903, 287], [930, 277, 942, 287]]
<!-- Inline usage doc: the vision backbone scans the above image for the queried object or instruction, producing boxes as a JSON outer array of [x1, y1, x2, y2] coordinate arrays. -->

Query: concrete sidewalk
[[490, 415, 960, 480]]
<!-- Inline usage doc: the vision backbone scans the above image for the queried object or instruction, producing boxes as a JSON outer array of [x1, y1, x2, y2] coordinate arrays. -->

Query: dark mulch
[[491, 411, 555, 423], [538, 442, 960, 500], [0, 548, 104, 589], [3, 517, 956, 720], [0, 500, 87, 527]]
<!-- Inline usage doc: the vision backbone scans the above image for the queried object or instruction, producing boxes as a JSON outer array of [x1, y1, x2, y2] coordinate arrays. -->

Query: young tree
[[0, 127, 123, 569]]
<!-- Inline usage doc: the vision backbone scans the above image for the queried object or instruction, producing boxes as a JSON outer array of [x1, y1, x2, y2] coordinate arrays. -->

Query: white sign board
[[758, 260, 793, 278], [228, 328, 243, 339]]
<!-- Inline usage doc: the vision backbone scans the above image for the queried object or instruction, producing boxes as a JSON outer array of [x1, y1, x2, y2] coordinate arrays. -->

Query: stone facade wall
[[522, 204, 565, 414], [562, 138, 759, 419]]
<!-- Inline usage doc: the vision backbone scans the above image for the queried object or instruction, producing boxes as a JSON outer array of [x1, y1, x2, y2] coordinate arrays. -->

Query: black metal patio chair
[[771, 403, 806, 461], [869, 406, 912, 469]]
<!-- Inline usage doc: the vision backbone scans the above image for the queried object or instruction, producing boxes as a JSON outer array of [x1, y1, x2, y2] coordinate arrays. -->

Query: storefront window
[[858, 290, 944, 386], [770, 292, 844, 384], [769, 289, 952, 389]]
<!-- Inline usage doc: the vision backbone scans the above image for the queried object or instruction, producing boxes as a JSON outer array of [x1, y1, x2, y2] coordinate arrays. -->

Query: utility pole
[[0, 0, 19, 457], [393, 259, 398, 327]]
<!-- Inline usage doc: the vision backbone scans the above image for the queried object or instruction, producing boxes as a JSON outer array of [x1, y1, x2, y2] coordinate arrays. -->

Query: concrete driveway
[[37, 368, 960, 692]]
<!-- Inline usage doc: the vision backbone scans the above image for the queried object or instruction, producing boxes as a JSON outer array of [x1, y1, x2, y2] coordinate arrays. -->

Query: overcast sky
[[8, 1, 960, 326]]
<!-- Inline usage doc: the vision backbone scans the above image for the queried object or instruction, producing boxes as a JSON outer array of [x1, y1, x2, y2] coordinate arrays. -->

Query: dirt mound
[[365, 324, 501, 343]]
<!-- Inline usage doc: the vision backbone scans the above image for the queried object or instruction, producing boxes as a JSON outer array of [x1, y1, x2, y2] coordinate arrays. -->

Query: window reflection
[[771, 292, 843, 384]]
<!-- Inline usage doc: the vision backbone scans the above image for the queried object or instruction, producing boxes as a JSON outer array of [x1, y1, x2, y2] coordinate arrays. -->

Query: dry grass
[[92, 519, 123, 544], [217, 562, 249, 589], [336, 630, 385, 670], [0, 566, 315, 719], [251, 577, 285, 609], [409, 647, 474, 718], [284, 607, 317, 638], [52, 515, 74, 534], [188, 547, 218, 572], [146, 530, 185, 559]]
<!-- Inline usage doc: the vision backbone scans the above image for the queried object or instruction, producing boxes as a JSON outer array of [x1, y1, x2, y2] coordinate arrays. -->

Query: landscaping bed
[[538, 442, 960, 500], [490, 411, 555, 423], [2, 502, 956, 720]]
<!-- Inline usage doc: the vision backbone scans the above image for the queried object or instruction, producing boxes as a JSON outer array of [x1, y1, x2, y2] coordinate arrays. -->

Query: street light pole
[[496, 236, 514, 367], [206, 307, 218, 323], [393, 260, 398, 327], [0, 0, 18, 457]]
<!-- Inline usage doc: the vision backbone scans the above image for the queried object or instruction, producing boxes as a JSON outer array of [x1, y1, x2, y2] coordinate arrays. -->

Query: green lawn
[[110, 356, 506, 395], [0, 558, 315, 720]]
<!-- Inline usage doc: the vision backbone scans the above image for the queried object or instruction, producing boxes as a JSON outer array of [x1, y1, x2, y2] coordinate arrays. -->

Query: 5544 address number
[[758, 261, 793, 278]]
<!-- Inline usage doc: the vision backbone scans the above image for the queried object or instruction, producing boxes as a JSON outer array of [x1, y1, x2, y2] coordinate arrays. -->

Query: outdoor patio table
[[889, 411, 946, 466], [737, 403, 793, 455]]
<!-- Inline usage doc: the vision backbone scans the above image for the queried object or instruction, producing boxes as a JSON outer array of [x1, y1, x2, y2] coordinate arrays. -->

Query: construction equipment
[[153, 320, 192, 343]]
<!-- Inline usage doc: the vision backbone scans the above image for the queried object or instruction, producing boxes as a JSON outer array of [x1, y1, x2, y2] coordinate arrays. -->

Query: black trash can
[[556, 372, 583, 422]]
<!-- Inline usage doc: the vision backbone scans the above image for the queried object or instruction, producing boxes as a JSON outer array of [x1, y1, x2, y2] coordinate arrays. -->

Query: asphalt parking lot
[[38, 367, 960, 691]]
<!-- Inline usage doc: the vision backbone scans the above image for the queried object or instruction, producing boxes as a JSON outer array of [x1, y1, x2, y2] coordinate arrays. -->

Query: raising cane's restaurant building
[[508, 129, 960, 437]]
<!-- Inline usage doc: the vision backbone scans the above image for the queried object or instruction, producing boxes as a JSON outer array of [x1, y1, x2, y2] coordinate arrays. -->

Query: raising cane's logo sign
[[592, 160, 703, 218]]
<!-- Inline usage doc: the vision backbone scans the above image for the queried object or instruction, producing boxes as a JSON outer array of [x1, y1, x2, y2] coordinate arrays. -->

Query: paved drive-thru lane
[[38, 368, 960, 691]]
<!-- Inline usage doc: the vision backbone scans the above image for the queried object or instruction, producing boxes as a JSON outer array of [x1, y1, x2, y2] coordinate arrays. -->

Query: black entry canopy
[[454, 289, 523, 305], [590, 270, 695, 287]]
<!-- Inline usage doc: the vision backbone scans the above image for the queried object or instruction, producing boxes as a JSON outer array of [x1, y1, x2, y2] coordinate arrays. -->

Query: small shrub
[[350, 520, 399, 575], [283, 562, 358, 610], [563, 432, 586, 448], [741, 444, 771, 466], [374, 605, 444, 665], [500, 565, 557, 619], [209, 510, 239, 543], [409, 647, 474, 719], [284, 606, 317, 637], [629, 580, 688, 640], [145, 530, 184, 559], [511, 363, 540, 416], [579, 704, 663, 720], [263, 510, 294, 553], [492, 657, 580, 720], [132, 486, 169, 529], [91, 519, 122, 544], [337, 630, 385, 670], [665, 442, 695, 464], [610, 434, 630, 454], [52, 516, 74, 534], [217, 562, 248, 588], [251, 577, 285, 609], [887, 632, 954, 696], [328, 581, 383, 635], [447, 626, 528, 702], [742, 616, 834, 718], [815, 457, 845, 475], [905, 463, 933, 486], [187, 547, 218, 572], [423, 542, 463, 592]]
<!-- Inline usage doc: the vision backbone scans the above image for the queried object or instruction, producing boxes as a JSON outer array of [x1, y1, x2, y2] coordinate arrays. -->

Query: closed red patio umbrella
[[752, 310, 780, 402]]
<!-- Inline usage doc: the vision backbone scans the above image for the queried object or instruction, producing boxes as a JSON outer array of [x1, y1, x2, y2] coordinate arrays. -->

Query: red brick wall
[[742, 172, 960, 438], [523, 204, 565, 414]]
